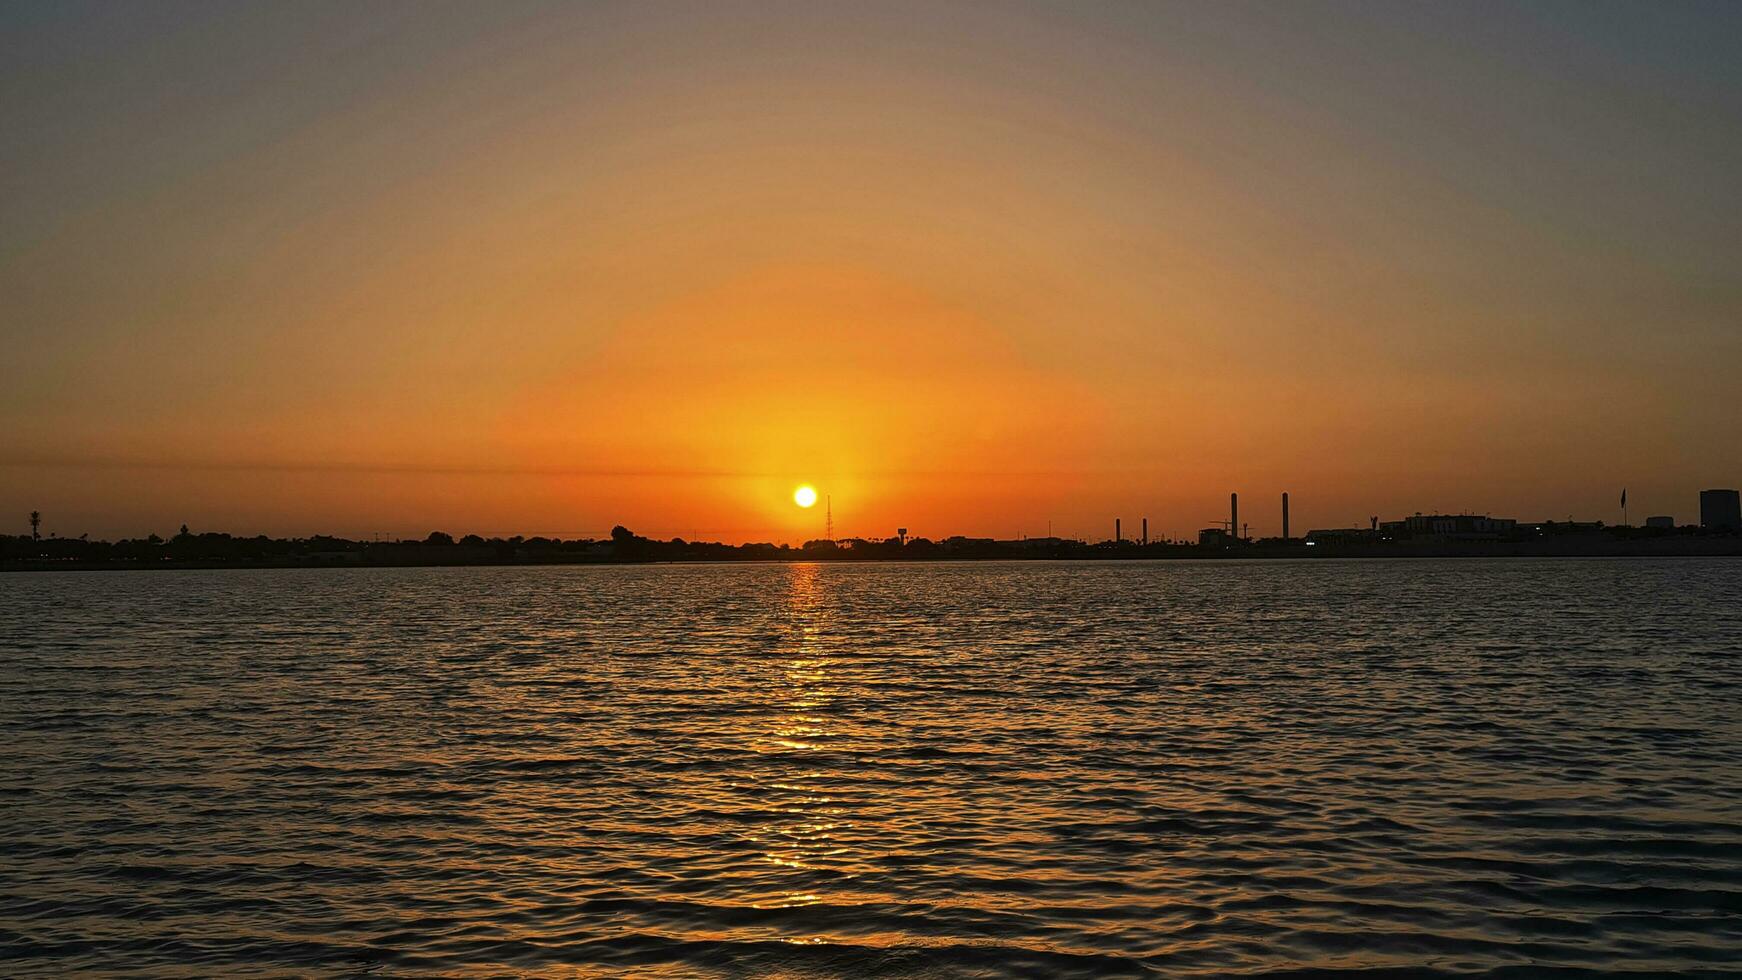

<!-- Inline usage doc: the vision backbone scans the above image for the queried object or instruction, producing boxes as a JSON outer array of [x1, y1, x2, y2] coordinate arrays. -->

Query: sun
[[793, 485, 818, 508]]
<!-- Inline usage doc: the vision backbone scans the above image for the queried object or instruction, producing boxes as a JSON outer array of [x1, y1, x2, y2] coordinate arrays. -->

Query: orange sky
[[3, 2, 1738, 542]]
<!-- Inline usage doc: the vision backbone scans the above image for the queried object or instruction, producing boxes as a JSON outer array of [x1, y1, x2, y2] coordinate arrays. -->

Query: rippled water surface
[[3, 559, 1741, 976]]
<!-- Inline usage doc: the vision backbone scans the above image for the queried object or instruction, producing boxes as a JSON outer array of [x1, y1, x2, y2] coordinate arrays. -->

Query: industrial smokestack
[[1142, 517, 1148, 546], [1231, 493, 1239, 543], [1282, 492, 1290, 540], [1115, 518, 1121, 543]]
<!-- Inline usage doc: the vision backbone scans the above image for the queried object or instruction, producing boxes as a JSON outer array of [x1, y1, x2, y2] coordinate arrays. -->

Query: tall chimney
[[1231, 492, 1239, 543], [1282, 492, 1290, 540], [1142, 517, 1148, 546], [1115, 518, 1121, 543]]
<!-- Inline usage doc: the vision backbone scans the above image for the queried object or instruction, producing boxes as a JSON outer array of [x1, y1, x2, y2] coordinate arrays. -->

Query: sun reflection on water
[[746, 563, 858, 918]]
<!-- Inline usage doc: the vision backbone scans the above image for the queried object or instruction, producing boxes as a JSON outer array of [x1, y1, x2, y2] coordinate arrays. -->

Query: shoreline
[[7, 539, 1741, 572]]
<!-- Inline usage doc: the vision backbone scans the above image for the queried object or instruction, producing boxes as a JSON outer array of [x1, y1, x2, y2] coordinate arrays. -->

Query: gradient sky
[[3, 0, 1739, 542]]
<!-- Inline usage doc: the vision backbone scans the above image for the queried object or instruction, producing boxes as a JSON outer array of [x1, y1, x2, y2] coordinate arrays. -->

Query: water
[[2, 559, 1740, 977]]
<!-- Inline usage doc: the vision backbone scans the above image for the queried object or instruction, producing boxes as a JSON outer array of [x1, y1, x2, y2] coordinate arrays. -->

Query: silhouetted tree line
[[5, 517, 1736, 569], [0, 522, 1184, 568]]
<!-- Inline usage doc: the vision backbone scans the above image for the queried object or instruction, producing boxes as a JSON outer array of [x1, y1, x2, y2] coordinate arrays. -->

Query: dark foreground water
[[2, 559, 1740, 977]]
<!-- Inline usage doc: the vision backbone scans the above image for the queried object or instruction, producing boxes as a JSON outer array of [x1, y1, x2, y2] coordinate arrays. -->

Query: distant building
[[1382, 514, 1518, 540], [1645, 515, 1675, 530], [1198, 528, 1232, 547], [942, 536, 997, 549], [995, 537, 1067, 550], [1518, 520, 1606, 536], [1701, 489, 1742, 530], [1303, 527, 1378, 546]]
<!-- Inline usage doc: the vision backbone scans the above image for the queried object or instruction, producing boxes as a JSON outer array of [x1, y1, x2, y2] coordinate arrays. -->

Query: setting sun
[[793, 485, 818, 509]]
